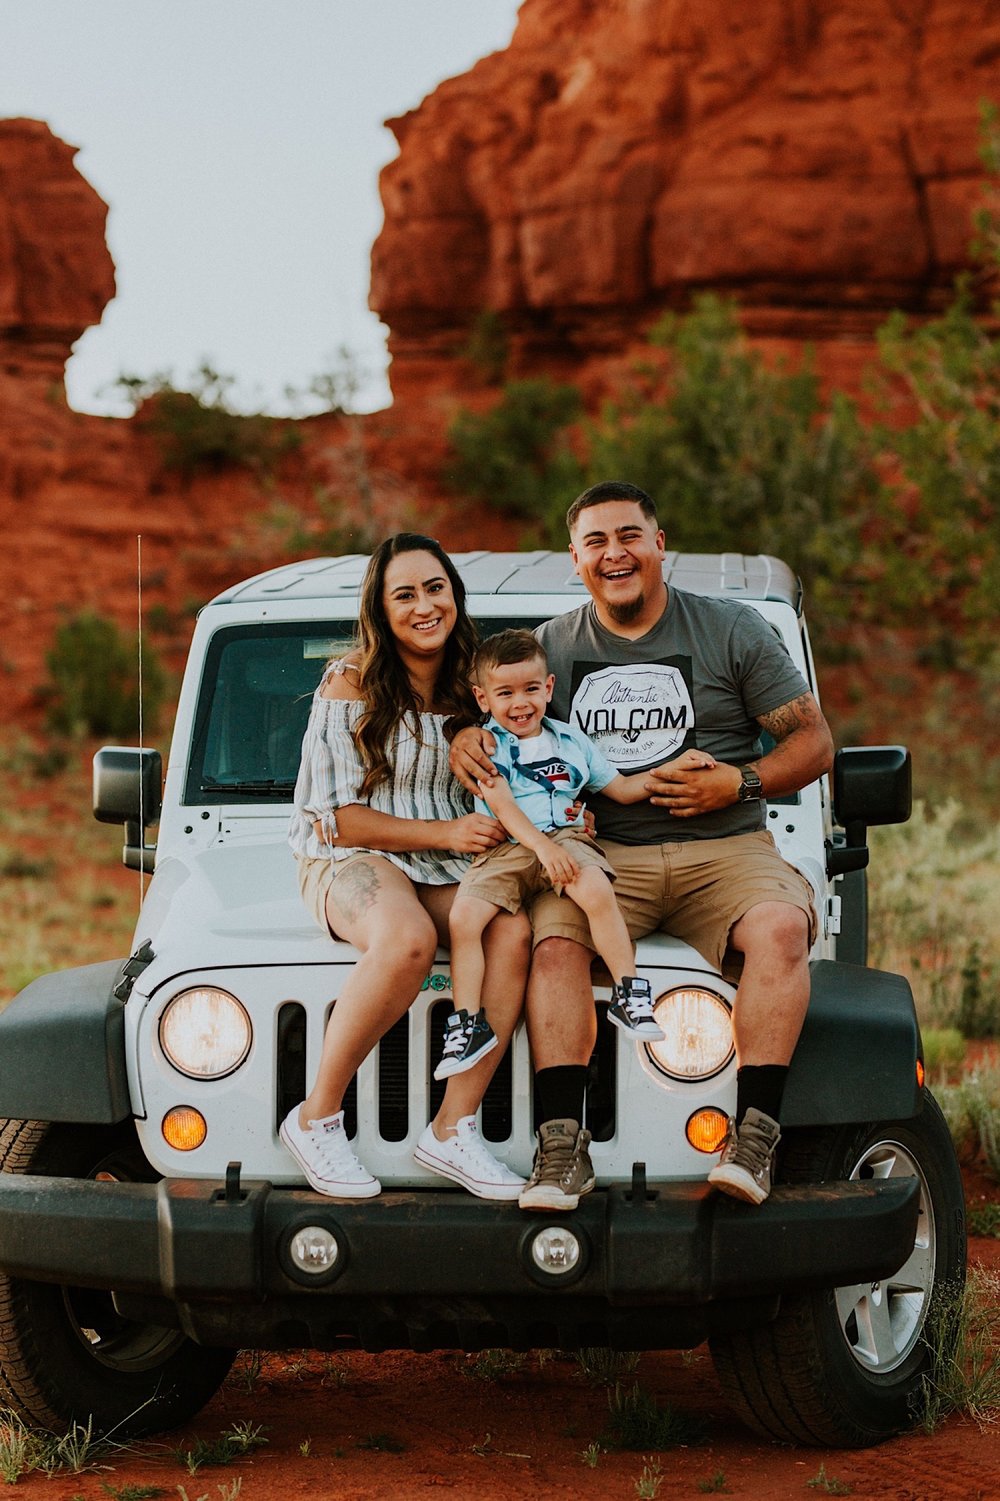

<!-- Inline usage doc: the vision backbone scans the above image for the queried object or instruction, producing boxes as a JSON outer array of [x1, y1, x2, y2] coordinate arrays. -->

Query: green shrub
[[922, 1027, 968, 1080], [445, 378, 583, 524], [579, 296, 873, 620], [598, 1381, 702, 1451], [915, 1271, 1000, 1430], [444, 299, 873, 623], [869, 103, 1000, 671], [462, 309, 509, 386], [962, 1068, 1000, 1182], [115, 362, 300, 478], [868, 802, 1000, 1032], [44, 612, 168, 738]]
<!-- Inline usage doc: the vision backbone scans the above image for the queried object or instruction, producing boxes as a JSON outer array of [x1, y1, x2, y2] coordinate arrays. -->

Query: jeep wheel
[[709, 1092, 966, 1447], [0, 1119, 235, 1437]]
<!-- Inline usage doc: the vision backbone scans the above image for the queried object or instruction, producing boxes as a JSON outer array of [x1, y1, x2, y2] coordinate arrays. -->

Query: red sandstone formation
[[371, 0, 1000, 397], [4, 1, 1000, 720], [0, 119, 115, 383]]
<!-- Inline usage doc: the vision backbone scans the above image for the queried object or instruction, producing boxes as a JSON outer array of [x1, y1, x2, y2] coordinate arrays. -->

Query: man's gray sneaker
[[707, 1107, 781, 1206], [518, 1117, 595, 1211]]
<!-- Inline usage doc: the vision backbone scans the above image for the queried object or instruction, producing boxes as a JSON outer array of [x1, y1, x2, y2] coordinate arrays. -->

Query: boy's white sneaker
[[279, 1106, 381, 1198]]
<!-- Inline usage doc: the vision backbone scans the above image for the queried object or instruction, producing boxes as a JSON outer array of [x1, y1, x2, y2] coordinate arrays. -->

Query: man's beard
[[606, 591, 645, 625]]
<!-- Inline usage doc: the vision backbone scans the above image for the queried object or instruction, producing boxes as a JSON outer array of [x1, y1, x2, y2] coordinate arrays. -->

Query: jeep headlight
[[645, 987, 734, 1081], [159, 987, 252, 1079]]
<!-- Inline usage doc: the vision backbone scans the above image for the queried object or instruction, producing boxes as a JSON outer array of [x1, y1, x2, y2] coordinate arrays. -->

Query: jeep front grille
[[275, 998, 618, 1144]]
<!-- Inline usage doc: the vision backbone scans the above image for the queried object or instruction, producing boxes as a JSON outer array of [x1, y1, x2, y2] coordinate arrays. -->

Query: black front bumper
[[0, 1172, 919, 1350]]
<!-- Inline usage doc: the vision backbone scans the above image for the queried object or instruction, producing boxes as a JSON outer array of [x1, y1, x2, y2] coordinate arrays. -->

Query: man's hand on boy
[[450, 725, 498, 795], [646, 749, 752, 817]]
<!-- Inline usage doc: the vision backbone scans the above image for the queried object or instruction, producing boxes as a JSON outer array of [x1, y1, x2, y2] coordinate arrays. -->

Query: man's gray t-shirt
[[534, 589, 808, 844]]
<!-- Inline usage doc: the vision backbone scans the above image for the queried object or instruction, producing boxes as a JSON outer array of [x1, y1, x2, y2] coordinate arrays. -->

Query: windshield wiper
[[199, 777, 296, 796]]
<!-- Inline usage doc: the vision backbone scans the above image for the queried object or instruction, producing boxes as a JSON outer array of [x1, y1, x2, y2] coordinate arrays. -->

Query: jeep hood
[[129, 838, 714, 993]]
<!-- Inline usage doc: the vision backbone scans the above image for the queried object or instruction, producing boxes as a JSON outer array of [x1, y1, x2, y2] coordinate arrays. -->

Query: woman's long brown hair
[[350, 533, 479, 796]]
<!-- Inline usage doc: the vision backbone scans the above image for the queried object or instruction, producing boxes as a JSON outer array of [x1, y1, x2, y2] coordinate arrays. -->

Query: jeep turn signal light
[[162, 1106, 208, 1151], [916, 1058, 925, 1088], [686, 1107, 729, 1154]]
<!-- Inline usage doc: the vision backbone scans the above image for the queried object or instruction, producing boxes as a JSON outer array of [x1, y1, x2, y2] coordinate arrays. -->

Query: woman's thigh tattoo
[[333, 861, 382, 923]]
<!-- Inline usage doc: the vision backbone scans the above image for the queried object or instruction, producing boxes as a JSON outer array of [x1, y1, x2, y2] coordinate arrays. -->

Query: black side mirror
[[826, 745, 911, 878], [93, 746, 162, 873]]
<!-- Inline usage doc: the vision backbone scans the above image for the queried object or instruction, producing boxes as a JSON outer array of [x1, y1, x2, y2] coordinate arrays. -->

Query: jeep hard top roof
[[210, 552, 802, 613]]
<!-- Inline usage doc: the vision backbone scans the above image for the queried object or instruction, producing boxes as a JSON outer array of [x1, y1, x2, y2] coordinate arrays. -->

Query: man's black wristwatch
[[737, 765, 763, 802]]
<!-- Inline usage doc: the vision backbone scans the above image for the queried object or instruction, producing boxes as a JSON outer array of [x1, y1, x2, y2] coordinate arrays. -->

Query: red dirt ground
[[7, 1233, 998, 1501]]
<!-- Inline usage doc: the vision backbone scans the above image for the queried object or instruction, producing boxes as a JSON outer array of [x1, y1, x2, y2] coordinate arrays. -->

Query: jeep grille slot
[[428, 1001, 513, 1142], [377, 1014, 410, 1142], [275, 1003, 306, 1132], [584, 1012, 617, 1142]]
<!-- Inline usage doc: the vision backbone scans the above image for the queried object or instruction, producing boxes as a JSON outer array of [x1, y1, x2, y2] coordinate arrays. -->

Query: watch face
[[739, 769, 762, 801]]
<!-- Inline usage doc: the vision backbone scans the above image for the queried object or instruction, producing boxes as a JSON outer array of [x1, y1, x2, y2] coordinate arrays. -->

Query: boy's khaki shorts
[[529, 829, 817, 972], [460, 824, 614, 916]]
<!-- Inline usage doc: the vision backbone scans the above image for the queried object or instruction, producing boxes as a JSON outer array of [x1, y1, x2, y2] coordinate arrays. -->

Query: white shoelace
[[452, 1119, 509, 1178], [441, 1026, 470, 1059], [309, 1119, 368, 1178]]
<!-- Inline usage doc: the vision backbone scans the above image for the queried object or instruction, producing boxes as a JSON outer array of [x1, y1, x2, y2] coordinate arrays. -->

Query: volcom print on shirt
[[567, 658, 695, 768]]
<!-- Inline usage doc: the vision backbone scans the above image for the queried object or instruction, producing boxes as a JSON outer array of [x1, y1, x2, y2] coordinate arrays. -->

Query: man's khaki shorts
[[460, 824, 614, 916], [529, 829, 817, 973]]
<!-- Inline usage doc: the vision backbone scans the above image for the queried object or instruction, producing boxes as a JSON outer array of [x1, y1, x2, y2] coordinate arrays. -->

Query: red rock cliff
[[371, 0, 1000, 396], [0, 118, 115, 383]]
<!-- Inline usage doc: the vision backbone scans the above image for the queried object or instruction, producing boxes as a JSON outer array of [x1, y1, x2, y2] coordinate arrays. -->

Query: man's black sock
[[535, 1065, 588, 1128], [736, 1064, 788, 1126]]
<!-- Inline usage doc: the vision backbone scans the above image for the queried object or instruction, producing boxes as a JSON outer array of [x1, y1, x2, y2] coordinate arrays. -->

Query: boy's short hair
[[565, 481, 658, 534], [473, 629, 548, 681]]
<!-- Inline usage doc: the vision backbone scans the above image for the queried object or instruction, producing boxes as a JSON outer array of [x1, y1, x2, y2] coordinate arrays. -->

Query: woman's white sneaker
[[414, 1116, 525, 1201], [279, 1107, 381, 1198]]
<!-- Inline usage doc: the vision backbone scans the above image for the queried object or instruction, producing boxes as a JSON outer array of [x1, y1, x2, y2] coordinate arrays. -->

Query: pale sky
[[0, 1, 522, 415]]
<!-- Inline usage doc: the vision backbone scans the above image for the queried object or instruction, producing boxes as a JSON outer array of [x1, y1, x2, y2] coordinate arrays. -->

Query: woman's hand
[[449, 726, 498, 796], [446, 812, 507, 854]]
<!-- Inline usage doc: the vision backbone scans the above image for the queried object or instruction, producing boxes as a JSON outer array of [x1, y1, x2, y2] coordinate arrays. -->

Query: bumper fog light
[[289, 1226, 340, 1276], [531, 1226, 581, 1276], [686, 1107, 730, 1154], [162, 1106, 207, 1151]]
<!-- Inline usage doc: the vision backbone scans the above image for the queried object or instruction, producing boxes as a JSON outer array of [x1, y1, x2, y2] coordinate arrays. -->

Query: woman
[[285, 533, 529, 1200]]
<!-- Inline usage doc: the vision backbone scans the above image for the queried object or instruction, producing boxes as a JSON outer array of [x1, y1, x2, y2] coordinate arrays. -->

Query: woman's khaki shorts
[[528, 829, 817, 972], [460, 825, 614, 917], [296, 851, 382, 937]]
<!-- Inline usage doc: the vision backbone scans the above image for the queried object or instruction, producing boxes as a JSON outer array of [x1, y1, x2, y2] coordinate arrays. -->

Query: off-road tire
[[0, 1118, 235, 1437], [709, 1092, 966, 1447]]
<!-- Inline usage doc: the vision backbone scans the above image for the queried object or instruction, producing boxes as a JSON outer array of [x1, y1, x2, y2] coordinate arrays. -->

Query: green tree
[[868, 103, 1000, 670], [114, 362, 300, 478], [579, 296, 873, 617], [44, 612, 168, 738], [446, 378, 583, 527]]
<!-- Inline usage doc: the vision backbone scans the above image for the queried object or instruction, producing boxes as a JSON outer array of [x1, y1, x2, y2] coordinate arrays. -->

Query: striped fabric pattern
[[288, 688, 471, 886]]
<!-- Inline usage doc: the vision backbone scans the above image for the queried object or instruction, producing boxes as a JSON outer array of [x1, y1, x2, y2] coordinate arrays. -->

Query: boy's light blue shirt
[[474, 715, 619, 835]]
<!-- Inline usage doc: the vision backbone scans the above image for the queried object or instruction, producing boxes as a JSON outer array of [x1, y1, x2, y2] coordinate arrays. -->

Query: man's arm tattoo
[[757, 692, 824, 743]]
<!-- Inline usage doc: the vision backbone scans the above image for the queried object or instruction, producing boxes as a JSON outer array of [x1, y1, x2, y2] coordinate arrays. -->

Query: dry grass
[[0, 734, 143, 1007], [868, 801, 1000, 1033]]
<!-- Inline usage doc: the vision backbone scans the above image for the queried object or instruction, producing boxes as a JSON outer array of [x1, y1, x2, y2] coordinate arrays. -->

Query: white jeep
[[0, 551, 965, 1447]]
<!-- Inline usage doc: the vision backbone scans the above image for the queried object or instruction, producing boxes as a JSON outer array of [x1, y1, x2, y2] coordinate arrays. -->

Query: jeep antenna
[[137, 532, 145, 909]]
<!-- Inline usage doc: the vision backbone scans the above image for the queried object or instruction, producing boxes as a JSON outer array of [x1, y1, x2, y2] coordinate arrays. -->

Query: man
[[452, 481, 834, 1210]]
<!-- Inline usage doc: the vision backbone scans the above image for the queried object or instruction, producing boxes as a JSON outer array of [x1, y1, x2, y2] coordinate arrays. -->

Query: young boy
[[435, 630, 715, 1078]]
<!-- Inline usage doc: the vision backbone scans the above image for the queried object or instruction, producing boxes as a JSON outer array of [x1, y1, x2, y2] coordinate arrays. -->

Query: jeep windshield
[[184, 617, 539, 805]]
